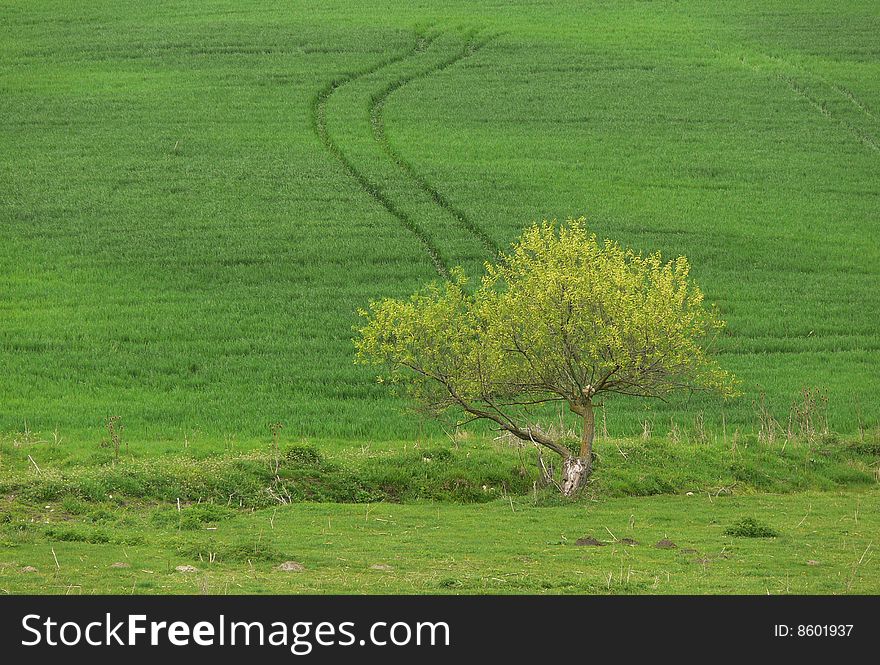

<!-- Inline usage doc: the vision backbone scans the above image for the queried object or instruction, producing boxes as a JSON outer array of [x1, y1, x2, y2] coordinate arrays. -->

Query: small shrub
[[724, 517, 779, 538], [284, 445, 323, 468], [151, 503, 236, 530], [44, 526, 111, 544], [174, 538, 285, 563], [419, 447, 455, 463], [86, 507, 116, 523], [60, 497, 89, 515]]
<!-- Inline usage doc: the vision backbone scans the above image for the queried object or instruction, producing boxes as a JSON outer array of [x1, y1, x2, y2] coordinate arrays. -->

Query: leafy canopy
[[355, 219, 736, 446]]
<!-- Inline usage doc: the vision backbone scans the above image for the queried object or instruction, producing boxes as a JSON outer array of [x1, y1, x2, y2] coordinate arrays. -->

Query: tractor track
[[369, 32, 501, 257], [312, 31, 450, 278], [722, 45, 880, 155], [313, 29, 498, 279]]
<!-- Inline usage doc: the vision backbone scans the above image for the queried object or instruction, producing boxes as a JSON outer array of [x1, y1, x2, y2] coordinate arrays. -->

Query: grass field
[[3, 487, 877, 594], [1, 432, 877, 593], [1, 1, 878, 594], [2, 0, 879, 443]]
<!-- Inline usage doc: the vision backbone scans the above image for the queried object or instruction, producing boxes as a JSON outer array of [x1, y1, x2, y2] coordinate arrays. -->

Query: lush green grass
[[2, 431, 877, 508], [1, 1, 878, 595], [0, 432, 876, 593], [2, 487, 877, 594], [2, 1, 879, 445]]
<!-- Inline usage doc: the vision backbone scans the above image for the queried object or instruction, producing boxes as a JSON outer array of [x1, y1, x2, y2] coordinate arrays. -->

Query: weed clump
[[45, 526, 110, 544], [284, 445, 323, 468], [724, 517, 779, 538], [173, 538, 285, 563], [151, 503, 237, 530], [43, 525, 143, 545]]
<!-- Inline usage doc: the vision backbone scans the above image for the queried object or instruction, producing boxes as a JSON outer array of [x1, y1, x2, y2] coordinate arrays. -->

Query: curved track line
[[370, 34, 501, 256], [312, 32, 451, 278], [782, 75, 879, 154], [825, 82, 876, 123], [722, 46, 879, 155]]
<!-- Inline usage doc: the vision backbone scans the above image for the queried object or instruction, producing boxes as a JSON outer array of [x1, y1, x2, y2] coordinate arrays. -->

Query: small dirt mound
[[276, 561, 305, 572], [807, 560, 820, 566], [681, 548, 698, 554], [370, 564, 393, 571], [619, 538, 639, 546], [20, 566, 38, 573], [575, 536, 605, 546], [110, 562, 131, 569], [654, 539, 677, 549], [175, 565, 199, 573]]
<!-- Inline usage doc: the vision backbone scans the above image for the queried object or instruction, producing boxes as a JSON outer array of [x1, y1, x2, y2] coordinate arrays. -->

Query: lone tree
[[355, 219, 736, 495]]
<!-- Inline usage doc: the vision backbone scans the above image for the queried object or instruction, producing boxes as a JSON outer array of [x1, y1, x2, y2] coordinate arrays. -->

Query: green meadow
[[1, 1, 878, 593], [2, 480, 878, 594], [1, 435, 878, 594]]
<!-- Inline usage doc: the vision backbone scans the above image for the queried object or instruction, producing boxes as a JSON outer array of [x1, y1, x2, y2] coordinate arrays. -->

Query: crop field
[[1, 1, 878, 595]]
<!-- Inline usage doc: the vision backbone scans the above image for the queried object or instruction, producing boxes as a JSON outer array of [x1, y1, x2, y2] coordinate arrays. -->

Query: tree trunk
[[560, 455, 591, 496], [558, 399, 596, 496], [580, 399, 595, 459]]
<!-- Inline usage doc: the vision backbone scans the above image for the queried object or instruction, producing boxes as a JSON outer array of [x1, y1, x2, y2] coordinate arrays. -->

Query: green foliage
[[43, 525, 143, 545], [480, 220, 736, 397], [60, 497, 90, 516], [151, 504, 238, 530], [1, 435, 875, 508], [0, 2, 878, 595], [173, 538, 285, 564], [357, 220, 736, 454], [724, 517, 779, 538], [284, 445, 324, 468], [44, 526, 111, 544]]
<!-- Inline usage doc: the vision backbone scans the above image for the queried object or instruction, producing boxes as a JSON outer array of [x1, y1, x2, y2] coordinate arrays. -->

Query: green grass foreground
[[0, 434, 876, 593], [1, 489, 876, 595]]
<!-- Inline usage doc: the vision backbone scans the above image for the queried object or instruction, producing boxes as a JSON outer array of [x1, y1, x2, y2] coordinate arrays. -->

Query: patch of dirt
[[110, 562, 131, 568], [276, 561, 305, 572], [807, 560, 820, 566], [654, 539, 677, 549], [693, 557, 711, 565], [575, 536, 605, 546], [370, 564, 393, 571], [681, 548, 698, 554], [175, 565, 199, 573], [619, 538, 639, 546], [19, 566, 38, 573]]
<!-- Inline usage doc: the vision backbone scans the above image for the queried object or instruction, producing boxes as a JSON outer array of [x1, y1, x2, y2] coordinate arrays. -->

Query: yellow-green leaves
[[355, 219, 737, 421]]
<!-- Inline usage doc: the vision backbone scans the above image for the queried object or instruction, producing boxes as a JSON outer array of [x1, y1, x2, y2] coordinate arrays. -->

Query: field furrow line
[[369, 33, 501, 257], [827, 82, 877, 123], [312, 31, 451, 278], [782, 75, 880, 154], [725, 46, 880, 155]]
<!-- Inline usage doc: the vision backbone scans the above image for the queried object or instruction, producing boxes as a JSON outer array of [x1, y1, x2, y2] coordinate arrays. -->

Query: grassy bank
[[1, 432, 877, 508]]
